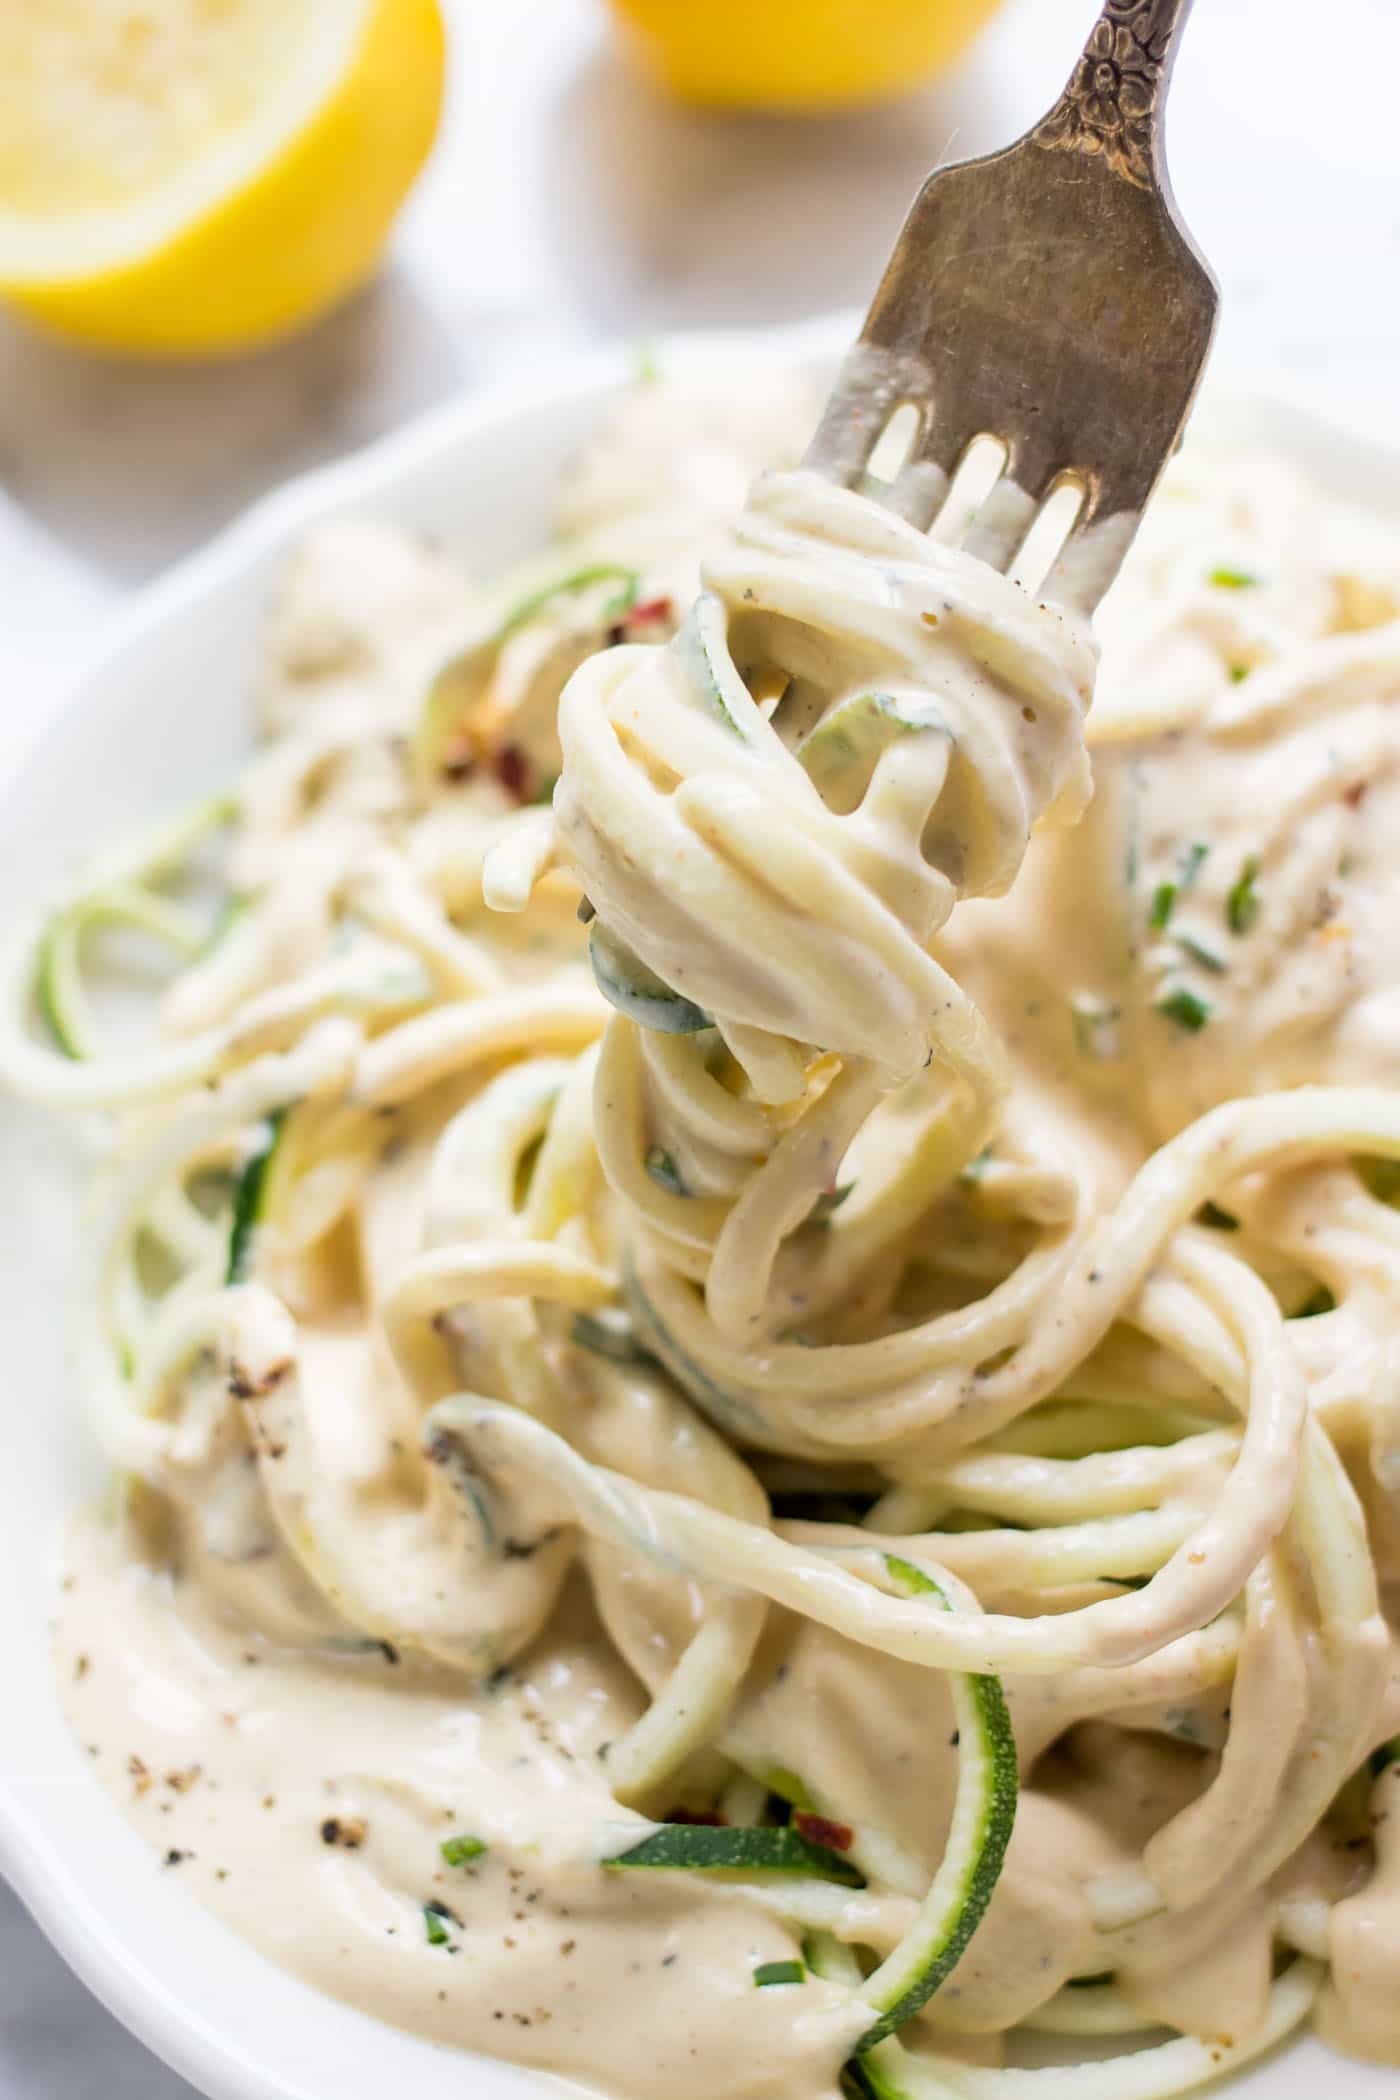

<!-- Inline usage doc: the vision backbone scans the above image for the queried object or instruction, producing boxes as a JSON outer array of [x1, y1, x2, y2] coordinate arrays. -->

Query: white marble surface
[[3, 0, 1400, 2090]]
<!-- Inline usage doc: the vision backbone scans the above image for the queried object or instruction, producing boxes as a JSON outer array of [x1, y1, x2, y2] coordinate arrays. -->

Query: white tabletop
[[3, 0, 1399, 2091]]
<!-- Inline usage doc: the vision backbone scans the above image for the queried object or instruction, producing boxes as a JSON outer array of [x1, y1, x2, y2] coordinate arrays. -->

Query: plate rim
[[3, 312, 1399, 2100]]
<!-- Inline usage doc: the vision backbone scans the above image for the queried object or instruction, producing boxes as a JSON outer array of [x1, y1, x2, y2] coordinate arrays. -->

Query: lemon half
[[0, 0, 445, 357], [610, 0, 1004, 112]]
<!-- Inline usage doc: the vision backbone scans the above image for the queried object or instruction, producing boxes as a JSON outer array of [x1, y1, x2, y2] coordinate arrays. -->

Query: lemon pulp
[[0, 0, 444, 355]]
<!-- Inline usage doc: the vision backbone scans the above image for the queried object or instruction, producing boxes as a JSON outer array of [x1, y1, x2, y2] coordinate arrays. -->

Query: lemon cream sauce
[[27, 374, 1400, 2094]]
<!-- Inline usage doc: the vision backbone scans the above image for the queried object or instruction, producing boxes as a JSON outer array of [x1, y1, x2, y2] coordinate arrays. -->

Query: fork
[[805, 0, 1217, 610]]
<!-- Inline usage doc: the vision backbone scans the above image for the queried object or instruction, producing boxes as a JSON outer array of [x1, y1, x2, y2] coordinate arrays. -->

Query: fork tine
[[959, 478, 1040, 572], [914, 421, 995, 539], [882, 455, 949, 530], [804, 346, 933, 488], [959, 434, 1061, 570]]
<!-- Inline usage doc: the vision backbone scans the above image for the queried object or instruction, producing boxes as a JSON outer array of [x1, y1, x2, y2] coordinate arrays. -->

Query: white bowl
[[1, 318, 1397, 2100]]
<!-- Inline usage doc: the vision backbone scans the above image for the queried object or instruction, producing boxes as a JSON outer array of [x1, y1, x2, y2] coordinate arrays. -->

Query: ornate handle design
[[1034, 0, 1196, 189]]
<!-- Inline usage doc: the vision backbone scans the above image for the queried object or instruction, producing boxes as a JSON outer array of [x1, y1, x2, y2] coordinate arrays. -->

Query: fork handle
[[1033, 0, 1196, 190]]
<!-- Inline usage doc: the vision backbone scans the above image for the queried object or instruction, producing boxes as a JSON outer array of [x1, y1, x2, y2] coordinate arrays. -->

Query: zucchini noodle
[[18, 375, 1400, 2100]]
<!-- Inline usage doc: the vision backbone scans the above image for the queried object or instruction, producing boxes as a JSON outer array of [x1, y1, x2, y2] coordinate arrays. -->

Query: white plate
[[1, 318, 1396, 2100]]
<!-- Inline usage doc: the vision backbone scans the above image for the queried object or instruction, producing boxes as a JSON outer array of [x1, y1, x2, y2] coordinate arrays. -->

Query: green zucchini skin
[[797, 691, 948, 812], [621, 1254, 773, 1442], [569, 1310, 655, 1367], [588, 920, 713, 1035], [226, 1110, 287, 1284], [603, 1821, 866, 1888], [853, 1556, 1018, 2053]]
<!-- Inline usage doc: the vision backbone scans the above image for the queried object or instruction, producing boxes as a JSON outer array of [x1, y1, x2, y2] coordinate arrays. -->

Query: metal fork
[[806, 0, 1217, 610]]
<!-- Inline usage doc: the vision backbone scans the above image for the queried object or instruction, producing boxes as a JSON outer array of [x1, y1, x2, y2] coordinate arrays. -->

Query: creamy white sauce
[[20, 377, 1400, 2095]]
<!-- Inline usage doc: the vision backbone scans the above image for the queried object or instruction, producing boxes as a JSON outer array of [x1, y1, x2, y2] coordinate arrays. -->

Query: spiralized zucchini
[[13, 384, 1400, 2100]]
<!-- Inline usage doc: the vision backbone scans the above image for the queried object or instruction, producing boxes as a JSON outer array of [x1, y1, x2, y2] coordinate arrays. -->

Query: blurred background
[[2, 0, 1399, 2090]]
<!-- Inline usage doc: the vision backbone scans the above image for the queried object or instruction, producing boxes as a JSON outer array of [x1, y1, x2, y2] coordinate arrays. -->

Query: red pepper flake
[[1344, 781, 1367, 809], [664, 1807, 727, 1827], [493, 745, 530, 803], [794, 1811, 854, 1852], [625, 595, 674, 629]]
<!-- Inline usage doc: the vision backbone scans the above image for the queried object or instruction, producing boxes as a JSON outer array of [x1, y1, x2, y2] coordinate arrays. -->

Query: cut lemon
[[0, 0, 445, 357], [607, 0, 1004, 111]]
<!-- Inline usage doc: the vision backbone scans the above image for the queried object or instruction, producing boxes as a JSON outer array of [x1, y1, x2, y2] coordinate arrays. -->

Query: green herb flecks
[[1226, 856, 1261, 936], [1175, 932, 1227, 976], [1209, 566, 1260, 590], [440, 1834, 487, 1867], [1155, 987, 1211, 1033], [1149, 843, 1208, 933], [423, 1902, 452, 1946], [810, 1184, 854, 1225], [753, 1960, 806, 1988], [1148, 882, 1177, 931], [603, 1823, 865, 1888]]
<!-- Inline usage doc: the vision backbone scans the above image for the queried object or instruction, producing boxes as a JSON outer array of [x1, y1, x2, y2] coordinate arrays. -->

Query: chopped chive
[[959, 1146, 993, 1186], [810, 1184, 854, 1225], [753, 1960, 805, 1988], [1148, 881, 1177, 930], [1209, 566, 1259, 590], [1226, 856, 1260, 936], [645, 1147, 687, 1196], [1155, 987, 1211, 1032], [1150, 844, 1208, 934], [1228, 662, 1250, 684], [1179, 841, 1210, 888], [1175, 932, 1227, 975], [423, 1902, 451, 1946], [440, 1834, 487, 1867]]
